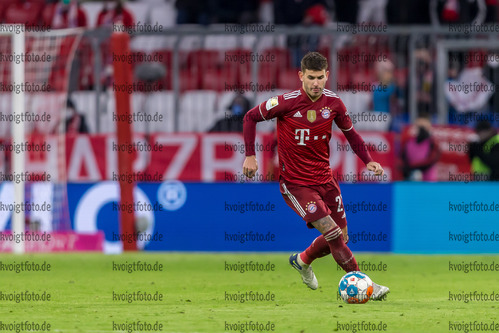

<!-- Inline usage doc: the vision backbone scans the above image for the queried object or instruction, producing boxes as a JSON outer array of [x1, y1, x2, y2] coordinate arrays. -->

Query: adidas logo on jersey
[[293, 111, 302, 117]]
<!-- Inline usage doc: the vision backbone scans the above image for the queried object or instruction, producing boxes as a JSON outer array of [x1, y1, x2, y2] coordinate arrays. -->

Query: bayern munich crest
[[306, 201, 317, 213], [320, 107, 331, 119]]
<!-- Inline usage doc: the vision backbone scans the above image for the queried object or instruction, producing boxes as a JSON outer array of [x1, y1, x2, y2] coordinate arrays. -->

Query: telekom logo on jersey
[[294, 129, 327, 146]]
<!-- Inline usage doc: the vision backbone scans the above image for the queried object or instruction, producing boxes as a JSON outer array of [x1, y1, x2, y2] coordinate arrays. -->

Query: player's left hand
[[367, 161, 384, 176]]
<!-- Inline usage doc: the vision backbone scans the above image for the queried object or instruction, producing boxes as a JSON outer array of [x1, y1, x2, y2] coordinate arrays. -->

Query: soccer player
[[242, 52, 389, 300]]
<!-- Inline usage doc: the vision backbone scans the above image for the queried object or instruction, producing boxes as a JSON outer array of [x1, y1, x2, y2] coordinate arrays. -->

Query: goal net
[[0, 25, 84, 253]]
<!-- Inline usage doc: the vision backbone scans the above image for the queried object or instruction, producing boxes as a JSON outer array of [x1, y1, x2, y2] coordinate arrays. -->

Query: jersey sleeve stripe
[[341, 125, 354, 131], [323, 89, 339, 98], [258, 103, 267, 121], [284, 90, 301, 100]]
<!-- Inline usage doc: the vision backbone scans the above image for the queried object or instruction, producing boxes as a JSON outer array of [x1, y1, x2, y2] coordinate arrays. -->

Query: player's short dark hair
[[301, 52, 328, 72]]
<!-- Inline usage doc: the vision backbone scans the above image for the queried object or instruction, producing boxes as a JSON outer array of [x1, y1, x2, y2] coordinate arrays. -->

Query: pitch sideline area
[[0, 253, 496, 332]]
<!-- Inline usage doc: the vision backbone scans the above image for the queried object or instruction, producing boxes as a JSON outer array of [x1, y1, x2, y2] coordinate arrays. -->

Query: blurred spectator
[[468, 121, 499, 181], [209, 93, 250, 132], [65, 98, 89, 134], [432, 0, 487, 25], [332, 0, 358, 23], [445, 66, 493, 122], [372, 60, 399, 113], [400, 112, 441, 181], [212, 0, 259, 24], [387, 0, 430, 24], [371, 60, 404, 131], [175, 0, 214, 25], [274, 0, 330, 68], [485, 0, 498, 23], [52, 0, 87, 29], [303, 3, 330, 25], [357, 0, 387, 24], [97, 0, 134, 28], [415, 49, 434, 115]]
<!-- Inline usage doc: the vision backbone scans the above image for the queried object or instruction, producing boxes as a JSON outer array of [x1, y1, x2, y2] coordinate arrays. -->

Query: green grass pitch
[[0, 253, 497, 332]]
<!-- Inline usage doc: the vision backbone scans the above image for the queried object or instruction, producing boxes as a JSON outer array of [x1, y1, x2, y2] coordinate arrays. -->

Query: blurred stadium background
[[0, 0, 498, 255]]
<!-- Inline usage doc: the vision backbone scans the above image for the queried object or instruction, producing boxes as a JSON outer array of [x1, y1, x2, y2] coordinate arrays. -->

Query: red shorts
[[279, 178, 347, 229]]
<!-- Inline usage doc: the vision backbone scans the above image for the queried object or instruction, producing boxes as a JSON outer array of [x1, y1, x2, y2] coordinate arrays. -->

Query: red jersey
[[248, 87, 354, 185]]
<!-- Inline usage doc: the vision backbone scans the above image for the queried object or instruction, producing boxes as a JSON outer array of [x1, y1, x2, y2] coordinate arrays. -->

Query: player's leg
[[310, 215, 360, 272], [298, 226, 349, 266], [280, 181, 325, 290], [321, 181, 390, 300], [299, 181, 350, 265]]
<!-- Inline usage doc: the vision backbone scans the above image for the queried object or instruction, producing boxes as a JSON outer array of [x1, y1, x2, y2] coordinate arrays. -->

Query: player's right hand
[[367, 161, 384, 176], [243, 155, 258, 178]]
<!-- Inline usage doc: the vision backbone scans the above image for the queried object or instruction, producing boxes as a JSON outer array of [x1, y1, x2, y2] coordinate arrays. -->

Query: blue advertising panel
[[67, 182, 392, 253], [393, 182, 499, 254]]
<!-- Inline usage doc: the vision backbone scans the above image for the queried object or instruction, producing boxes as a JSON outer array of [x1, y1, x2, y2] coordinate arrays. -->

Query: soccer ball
[[338, 271, 373, 304]]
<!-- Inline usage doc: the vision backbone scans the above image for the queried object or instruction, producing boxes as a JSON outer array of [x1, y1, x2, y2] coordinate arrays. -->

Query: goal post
[[0, 25, 84, 253], [111, 30, 136, 251], [10, 25, 26, 254]]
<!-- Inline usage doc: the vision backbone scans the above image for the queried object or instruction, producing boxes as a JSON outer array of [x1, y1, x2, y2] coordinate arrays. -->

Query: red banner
[[2, 132, 397, 182]]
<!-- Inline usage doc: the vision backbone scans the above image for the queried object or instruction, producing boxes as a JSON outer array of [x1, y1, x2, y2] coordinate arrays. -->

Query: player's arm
[[334, 101, 384, 176], [243, 95, 284, 178]]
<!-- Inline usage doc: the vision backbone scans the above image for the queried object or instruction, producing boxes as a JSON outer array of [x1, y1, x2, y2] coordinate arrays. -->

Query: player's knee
[[311, 216, 338, 234]]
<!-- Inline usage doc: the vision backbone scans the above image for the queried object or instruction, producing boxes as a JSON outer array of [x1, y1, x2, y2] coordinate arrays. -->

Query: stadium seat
[[178, 90, 217, 132], [240, 35, 287, 52], [41, 2, 56, 27], [127, 92, 174, 133], [131, 92, 147, 133], [204, 34, 239, 51], [336, 67, 350, 88], [237, 48, 290, 90], [150, 2, 176, 29], [179, 69, 200, 91], [130, 36, 177, 53], [264, 47, 291, 68], [278, 69, 301, 91], [187, 50, 238, 91], [4, 1, 44, 27], [0, 0, 16, 22], [177, 31, 203, 52], [145, 92, 175, 133], [28, 92, 66, 134], [240, 35, 257, 50], [337, 91, 372, 114]]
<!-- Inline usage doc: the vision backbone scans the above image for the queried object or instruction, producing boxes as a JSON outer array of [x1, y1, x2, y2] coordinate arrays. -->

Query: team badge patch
[[266, 96, 279, 110], [307, 110, 316, 123], [320, 107, 331, 119], [306, 201, 317, 213]]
